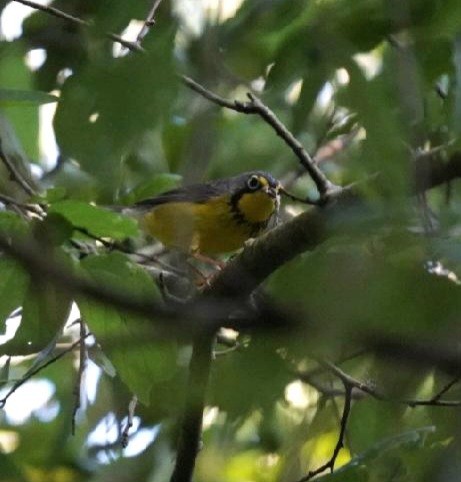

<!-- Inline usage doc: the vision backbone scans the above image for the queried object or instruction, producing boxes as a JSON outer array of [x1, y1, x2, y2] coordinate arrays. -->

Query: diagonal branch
[[0, 229, 299, 338], [135, 0, 164, 47], [429, 376, 461, 402], [13, 0, 87, 25], [121, 395, 139, 448], [71, 319, 87, 435], [181, 76, 337, 200], [0, 193, 44, 216], [12, 0, 143, 52], [0, 141, 37, 197], [315, 359, 461, 408], [297, 382, 353, 482]]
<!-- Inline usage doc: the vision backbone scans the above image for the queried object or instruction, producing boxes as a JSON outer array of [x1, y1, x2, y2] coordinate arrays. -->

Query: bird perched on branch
[[130, 171, 283, 256]]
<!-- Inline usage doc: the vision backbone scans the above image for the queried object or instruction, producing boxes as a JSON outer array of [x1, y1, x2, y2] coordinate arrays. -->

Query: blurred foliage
[[1, 0, 461, 481]]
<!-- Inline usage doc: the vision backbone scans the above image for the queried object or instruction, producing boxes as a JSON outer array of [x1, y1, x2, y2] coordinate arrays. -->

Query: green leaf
[[78, 253, 175, 405], [49, 200, 139, 240], [32, 213, 74, 247], [0, 258, 28, 328], [4, 267, 72, 355], [35, 187, 68, 204], [338, 61, 409, 200], [209, 336, 290, 417], [54, 26, 177, 192], [121, 173, 182, 204], [0, 88, 58, 106], [0, 43, 40, 159], [0, 211, 28, 236], [87, 343, 117, 378], [0, 450, 29, 482], [291, 71, 330, 134], [162, 117, 190, 172], [80, 251, 160, 296]]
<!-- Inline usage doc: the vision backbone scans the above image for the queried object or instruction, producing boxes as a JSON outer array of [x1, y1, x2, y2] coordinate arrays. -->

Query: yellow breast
[[141, 193, 276, 255]]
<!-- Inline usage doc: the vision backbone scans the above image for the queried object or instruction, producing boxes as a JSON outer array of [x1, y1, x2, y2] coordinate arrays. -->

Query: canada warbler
[[131, 171, 281, 255]]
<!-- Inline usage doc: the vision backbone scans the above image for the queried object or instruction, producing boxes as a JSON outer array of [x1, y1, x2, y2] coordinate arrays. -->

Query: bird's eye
[[247, 175, 261, 190]]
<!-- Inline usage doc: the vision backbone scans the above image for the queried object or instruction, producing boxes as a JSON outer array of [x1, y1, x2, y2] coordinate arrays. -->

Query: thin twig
[[0, 333, 91, 409], [0, 193, 44, 216], [135, 0, 164, 47], [297, 383, 352, 482], [12, 0, 143, 52], [0, 141, 36, 196], [181, 75, 248, 111], [430, 376, 461, 402], [121, 395, 139, 448], [247, 93, 335, 198], [13, 0, 86, 24], [316, 360, 461, 407], [180, 76, 338, 200], [71, 320, 87, 435], [297, 370, 366, 400], [73, 226, 186, 277], [296, 358, 461, 481]]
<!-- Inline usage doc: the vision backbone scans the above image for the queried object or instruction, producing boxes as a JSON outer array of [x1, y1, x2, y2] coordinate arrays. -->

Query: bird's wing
[[135, 178, 232, 208]]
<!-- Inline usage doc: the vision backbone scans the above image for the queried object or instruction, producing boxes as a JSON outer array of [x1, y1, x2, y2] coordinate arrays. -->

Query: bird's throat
[[237, 191, 277, 224]]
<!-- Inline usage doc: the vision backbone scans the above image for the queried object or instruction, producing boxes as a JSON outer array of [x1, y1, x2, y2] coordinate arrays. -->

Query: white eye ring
[[247, 175, 260, 190]]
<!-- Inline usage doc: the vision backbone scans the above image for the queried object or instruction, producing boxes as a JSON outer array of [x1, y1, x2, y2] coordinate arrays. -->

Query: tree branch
[[0, 230, 299, 338], [12, 0, 143, 52], [181, 76, 337, 200], [297, 382, 352, 482], [121, 395, 139, 448], [429, 376, 461, 403], [0, 140, 37, 197], [135, 0, 164, 47], [169, 333, 214, 482], [0, 192, 44, 216], [315, 359, 461, 408], [71, 319, 87, 435], [13, 0, 87, 25]]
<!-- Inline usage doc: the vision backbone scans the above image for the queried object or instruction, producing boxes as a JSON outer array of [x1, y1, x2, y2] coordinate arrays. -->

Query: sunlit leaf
[[78, 252, 175, 405]]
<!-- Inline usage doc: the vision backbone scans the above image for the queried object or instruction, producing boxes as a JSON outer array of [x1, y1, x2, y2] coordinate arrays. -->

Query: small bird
[[132, 171, 281, 255]]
